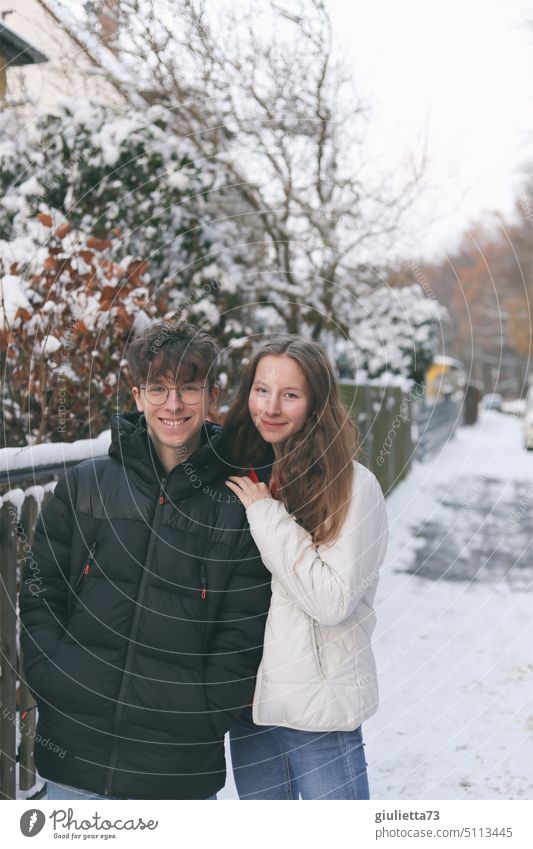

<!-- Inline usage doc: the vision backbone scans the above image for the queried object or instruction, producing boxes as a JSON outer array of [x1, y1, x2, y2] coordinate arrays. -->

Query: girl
[[224, 336, 388, 800]]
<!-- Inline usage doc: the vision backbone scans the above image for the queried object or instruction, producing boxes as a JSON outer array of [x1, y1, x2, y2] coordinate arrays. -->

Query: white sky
[[330, 0, 533, 259]]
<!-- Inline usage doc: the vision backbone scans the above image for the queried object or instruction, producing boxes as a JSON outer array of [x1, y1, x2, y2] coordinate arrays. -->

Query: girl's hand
[[225, 475, 273, 509]]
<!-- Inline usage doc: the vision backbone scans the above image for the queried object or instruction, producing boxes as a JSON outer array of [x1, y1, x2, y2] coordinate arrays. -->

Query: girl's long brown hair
[[223, 337, 360, 546]]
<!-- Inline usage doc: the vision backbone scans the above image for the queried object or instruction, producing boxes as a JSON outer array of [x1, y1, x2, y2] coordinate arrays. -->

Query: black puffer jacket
[[19, 413, 271, 799]]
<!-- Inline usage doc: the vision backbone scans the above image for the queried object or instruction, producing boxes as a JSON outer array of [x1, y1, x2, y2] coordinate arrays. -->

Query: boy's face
[[132, 371, 219, 466]]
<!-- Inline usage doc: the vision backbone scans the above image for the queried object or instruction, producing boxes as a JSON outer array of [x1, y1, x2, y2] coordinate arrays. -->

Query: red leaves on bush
[[55, 221, 72, 239], [38, 212, 53, 227], [14, 308, 31, 323], [86, 236, 113, 251], [2, 217, 156, 446]]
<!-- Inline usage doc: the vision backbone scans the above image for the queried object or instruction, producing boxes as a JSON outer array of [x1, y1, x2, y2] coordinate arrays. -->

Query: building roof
[[0, 22, 48, 66]]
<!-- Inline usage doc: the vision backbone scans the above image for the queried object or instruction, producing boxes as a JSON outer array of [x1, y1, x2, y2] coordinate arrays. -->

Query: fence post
[[400, 388, 414, 482], [368, 385, 390, 494], [18, 494, 40, 791], [0, 500, 18, 799], [386, 389, 398, 495]]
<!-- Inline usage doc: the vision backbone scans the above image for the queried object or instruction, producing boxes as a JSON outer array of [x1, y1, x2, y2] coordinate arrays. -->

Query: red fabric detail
[[249, 468, 280, 499]]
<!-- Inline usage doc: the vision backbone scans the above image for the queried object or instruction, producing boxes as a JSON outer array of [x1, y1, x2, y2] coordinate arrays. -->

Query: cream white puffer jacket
[[245, 461, 388, 732]]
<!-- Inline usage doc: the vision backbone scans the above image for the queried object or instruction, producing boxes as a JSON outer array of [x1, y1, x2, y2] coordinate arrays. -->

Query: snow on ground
[[220, 410, 533, 800], [366, 410, 533, 800]]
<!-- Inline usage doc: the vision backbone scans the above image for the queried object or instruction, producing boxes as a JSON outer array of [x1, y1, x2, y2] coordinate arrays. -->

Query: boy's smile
[[132, 374, 219, 471]]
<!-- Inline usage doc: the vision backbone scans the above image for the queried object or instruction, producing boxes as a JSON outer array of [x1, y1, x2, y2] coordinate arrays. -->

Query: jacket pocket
[[310, 618, 328, 677], [23, 636, 65, 702]]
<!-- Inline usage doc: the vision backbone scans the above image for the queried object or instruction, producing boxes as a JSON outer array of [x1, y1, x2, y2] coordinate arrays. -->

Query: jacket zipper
[[104, 478, 167, 796], [311, 619, 327, 677], [69, 542, 97, 618], [77, 542, 97, 589], [199, 563, 216, 736], [200, 564, 208, 600]]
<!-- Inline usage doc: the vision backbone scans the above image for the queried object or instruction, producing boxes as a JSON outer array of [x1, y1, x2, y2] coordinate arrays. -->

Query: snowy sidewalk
[[367, 410, 533, 800], [220, 411, 533, 800]]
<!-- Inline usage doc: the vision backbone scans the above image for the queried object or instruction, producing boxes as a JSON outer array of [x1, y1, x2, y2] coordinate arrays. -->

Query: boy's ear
[[132, 386, 143, 411], [208, 384, 220, 406]]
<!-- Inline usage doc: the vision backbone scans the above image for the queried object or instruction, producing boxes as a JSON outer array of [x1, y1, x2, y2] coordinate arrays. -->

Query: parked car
[[523, 389, 533, 450], [482, 393, 503, 411], [501, 398, 527, 417]]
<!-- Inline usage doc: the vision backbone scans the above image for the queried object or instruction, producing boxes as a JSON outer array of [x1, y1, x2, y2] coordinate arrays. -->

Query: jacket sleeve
[[204, 538, 271, 737], [19, 470, 76, 690], [244, 465, 388, 627]]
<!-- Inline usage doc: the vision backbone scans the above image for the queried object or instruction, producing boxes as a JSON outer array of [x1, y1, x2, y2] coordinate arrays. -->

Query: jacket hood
[[108, 410, 225, 488]]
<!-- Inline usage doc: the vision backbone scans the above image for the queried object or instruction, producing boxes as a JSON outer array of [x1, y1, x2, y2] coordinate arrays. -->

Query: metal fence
[[339, 383, 463, 488], [339, 382, 414, 495], [0, 459, 105, 800]]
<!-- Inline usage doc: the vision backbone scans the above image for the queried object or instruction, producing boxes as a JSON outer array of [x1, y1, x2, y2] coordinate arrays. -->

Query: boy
[[19, 321, 271, 800]]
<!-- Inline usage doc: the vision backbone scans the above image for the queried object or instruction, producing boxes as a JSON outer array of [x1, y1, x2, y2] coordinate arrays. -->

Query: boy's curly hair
[[126, 321, 220, 389]]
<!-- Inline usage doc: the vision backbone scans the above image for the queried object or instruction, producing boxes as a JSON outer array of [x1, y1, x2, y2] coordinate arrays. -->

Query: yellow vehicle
[[425, 356, 466, 404]]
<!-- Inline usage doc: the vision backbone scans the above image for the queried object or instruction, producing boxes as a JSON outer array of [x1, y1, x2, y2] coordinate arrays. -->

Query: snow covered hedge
[[0, 99, 254, 445], [335, 284, 447, 385], [1, 213, 151, 445], [0, 98, 219, 284], [0, 97, 257, 329]]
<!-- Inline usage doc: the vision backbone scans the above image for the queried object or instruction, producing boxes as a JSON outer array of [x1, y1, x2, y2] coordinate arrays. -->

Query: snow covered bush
[[0, 98, 219, 289], [0, 211, 159, 445], [0, 99, 261, 445], [336, 284, 447, 384]]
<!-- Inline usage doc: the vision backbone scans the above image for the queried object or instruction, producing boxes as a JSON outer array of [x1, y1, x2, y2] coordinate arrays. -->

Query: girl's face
[[248, 354, 312, 445]]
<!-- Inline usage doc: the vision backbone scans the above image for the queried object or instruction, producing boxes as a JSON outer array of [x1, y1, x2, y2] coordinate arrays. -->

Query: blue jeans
[[46, 781, 122, 800], [229, 708, 370, 800], [46, 780, 216, 800]]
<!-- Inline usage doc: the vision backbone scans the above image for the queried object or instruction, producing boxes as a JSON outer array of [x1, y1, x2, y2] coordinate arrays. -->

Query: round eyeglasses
[[141, 383, 206, 406]]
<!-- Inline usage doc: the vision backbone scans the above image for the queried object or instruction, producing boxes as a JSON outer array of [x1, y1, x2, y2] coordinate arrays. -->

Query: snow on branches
[[0, 211, 158, 445], [0, 98, 221, 289], [336, 284, 448, 385]]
